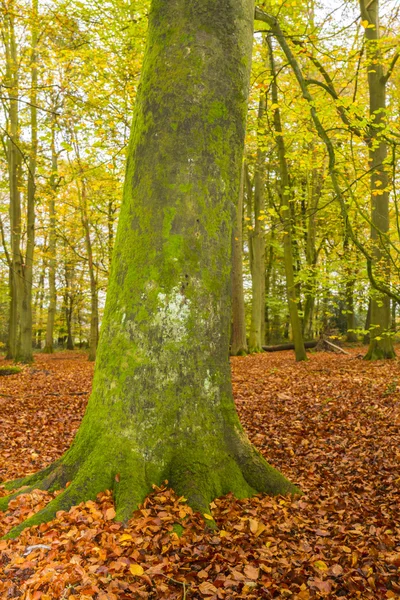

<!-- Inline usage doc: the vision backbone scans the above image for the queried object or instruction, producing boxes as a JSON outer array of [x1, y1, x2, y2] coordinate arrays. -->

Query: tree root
[[1, 430, 301, 539]]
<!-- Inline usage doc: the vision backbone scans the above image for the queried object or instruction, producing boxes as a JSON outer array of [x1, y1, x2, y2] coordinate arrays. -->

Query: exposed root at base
[[1, 435, 301, 539]]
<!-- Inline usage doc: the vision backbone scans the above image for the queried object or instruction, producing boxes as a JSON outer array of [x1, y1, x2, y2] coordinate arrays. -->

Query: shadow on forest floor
[[0, 349, 399, 598]]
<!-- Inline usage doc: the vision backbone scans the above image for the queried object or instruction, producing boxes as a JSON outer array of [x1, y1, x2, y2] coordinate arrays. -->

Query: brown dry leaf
[[243, 564, 259, 580], [105, 507, 116, 520], [248, 518, 258, 533], [1, 351, 400, 599], [198, 581, 218, 595]]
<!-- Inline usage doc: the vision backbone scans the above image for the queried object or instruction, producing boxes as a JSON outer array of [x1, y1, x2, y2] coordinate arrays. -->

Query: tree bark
[[43, 107, 59, 354], [63, 254, 75, 350], [343, 236, 358, 343], [79, 179, 98, 361], [34, 255, 46, 349], [268, 39, 307, 361], [18, 0, 38, 363], [1, 0, 298, 539], [360, 0, 395, 360], [231, 163, 248, 355], [364, 298, 371, 344], [303, 161, 321, 339], [248, 97, 266, 351], [4, 5, 23, 360]]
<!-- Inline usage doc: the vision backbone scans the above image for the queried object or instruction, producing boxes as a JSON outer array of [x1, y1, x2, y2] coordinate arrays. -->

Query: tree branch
[[382, 50, 400, 84], [254, 6, 400, 305]]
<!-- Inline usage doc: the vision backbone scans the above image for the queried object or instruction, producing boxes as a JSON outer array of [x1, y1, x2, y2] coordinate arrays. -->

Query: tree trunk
[[248, 97, 266, 352], [264, 236, 274, 344], [5, 5, 23, 360], [345, 277, 358, 342], [79, 179, 98, 361], [1, 0, 298, 539], [364, 298, 371, 344], [63, 257, 75, 350], [361, 0, 395, 360], [391, 298, 396, 331], [303, 160, 321, 339], [269, 39, 307, 361], [231, 163, 248, 355], [18, 0, 38, 363], [34, 257, 46, 349], [44, 109, 58, 354], [343, 237, 358, 343]]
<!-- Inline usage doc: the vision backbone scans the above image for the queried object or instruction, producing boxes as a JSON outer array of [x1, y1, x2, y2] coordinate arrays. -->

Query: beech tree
[[0, 0, 298, 538]]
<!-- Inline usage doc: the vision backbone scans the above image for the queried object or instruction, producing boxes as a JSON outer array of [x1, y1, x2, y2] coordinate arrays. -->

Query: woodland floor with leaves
[[0, 349, 399, 599]]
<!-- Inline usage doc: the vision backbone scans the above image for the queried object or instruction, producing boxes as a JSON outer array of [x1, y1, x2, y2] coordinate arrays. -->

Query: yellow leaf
[[360, 19, 369, 28], [130, 564, 144, 576], [314, 560, 328, 571], [219, 530, 229, 537], [203, 513, 214, 521], [119, 534, 133, 542]]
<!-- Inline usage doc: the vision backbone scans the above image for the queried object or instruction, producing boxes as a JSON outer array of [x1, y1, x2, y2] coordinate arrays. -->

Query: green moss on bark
[[1, 0, 300, 540]]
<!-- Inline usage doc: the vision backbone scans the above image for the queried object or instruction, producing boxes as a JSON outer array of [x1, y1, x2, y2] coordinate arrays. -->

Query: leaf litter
[[0, 349, 399, 598]]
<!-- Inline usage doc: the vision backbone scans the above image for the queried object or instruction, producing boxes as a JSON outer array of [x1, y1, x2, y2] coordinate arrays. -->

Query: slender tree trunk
[[345, 278, 357, 342], [44, 110, 59, 353], [5, 6, 23, 360], [391, 299, 396, 331], [364, 299, 371, 344], [63, 256, 75, 351], [343, 237, 358, 342], [108, 199, 116, 269], [303, 162, 321, 339], [361, 0, 395, 359], [18, 0, 38, 363], [231, 163, 248, 355], [1, 0, 298, 539], [249, 97, 266, 352], [269, 39, 306, 361], [264, 237, 274, 344], [79, 179, 98, 361], [72, 133, 99, 361], [35, 258, 46, 349], [245, 162, 254, 273]]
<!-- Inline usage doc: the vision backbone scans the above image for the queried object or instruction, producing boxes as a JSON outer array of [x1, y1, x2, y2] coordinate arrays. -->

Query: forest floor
[[0, 349, 399, 599]]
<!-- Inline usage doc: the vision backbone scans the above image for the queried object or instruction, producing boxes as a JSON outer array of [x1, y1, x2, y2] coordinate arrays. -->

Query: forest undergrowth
[[0, 350, 399, 599]]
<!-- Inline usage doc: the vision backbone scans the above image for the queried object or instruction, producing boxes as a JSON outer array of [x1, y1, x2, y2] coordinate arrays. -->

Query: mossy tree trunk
[[1, 0, 299, 539], [361, 0, 395, 360]]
